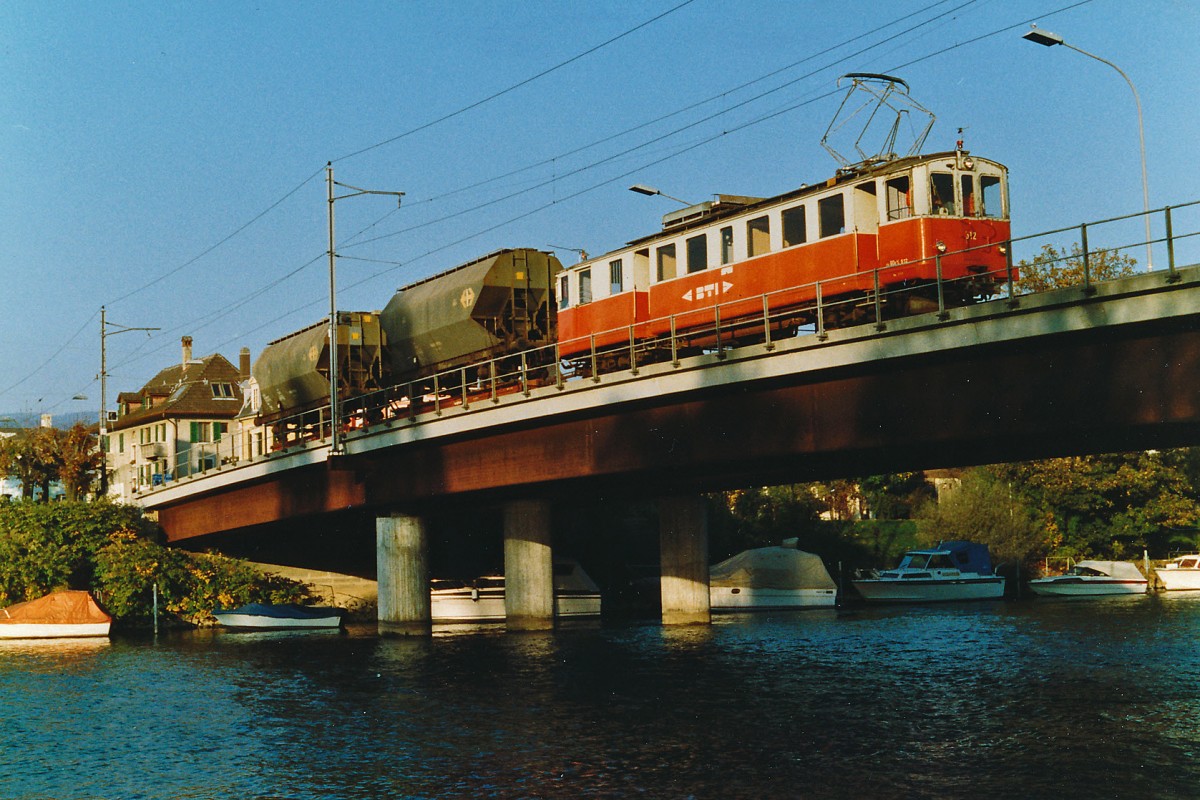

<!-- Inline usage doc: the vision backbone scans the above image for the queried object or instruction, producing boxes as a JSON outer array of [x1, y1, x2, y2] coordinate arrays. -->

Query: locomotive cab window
[[719, 226, 734, 265], [886, 175, 912, 220], [656, 243, 677, 282], [686, 233, 708, 274], [818, 194, 845, 238], [930, 172, 955, 215], [578, 268, 592, 304], [960, 174, 977, 217], [979, 175, 1004, 218], [782, 205, 807, 247], [558, 275, 569, 309], [747, 216, 770, 257], [609, 259, 624, 294]]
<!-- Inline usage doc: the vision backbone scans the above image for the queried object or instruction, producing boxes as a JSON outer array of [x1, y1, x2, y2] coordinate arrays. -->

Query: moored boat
[[1029, 560, 1148, 597], [1155, 554, 1200, 591], [213, 602, 345, 629], [0, 590, 112, 639], [430, 560, 601, 623], [709, 539, 837, 611], [852, 540, 1005, 603]]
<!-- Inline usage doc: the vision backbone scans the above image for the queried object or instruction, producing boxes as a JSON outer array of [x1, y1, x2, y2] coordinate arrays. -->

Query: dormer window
[[211, 383, 235, 398]]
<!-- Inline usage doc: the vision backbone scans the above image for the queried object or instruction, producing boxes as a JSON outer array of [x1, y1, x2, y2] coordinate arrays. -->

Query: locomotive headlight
[[935, 240, 947, 253], [998, 244, 1008, 255]]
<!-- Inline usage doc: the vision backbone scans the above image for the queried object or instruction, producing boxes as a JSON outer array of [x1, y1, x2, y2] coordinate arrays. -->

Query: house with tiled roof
[[106, 336, 247, 501]]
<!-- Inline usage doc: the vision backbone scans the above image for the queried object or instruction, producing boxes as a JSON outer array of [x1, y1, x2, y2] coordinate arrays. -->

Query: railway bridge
[[139, 265, 1200, 632]]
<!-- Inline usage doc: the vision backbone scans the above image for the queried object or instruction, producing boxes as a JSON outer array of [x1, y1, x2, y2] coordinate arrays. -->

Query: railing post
[[489, 359, 499, 403], [1081, 222, 1095, 295], [816, 282, 828, 341], [589, 335, 600, 383], [628, 326, 639, 376], [762, 294, 774, 351], [935, 254, 949, 321], [873, 268, 886, 331], [433, 373, 442, 416], [520, 352, 530, 397], [714, 304, 725, 359], [461, 367, 470, 410], [555, 343, 564, 390], [409, 382, 418, 421], [1004, 242, 1019, 309], [1165, 206, 1180, 282], [670, 315, 680, 367]]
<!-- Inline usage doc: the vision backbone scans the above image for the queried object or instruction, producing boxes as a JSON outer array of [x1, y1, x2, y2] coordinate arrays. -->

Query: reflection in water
[[1, 599, 1199, 798]]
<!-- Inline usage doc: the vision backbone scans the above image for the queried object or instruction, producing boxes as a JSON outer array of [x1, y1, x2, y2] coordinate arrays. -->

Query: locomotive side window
[[609, 259, 624, 294], [687, 233, 708, 274], [720, 226, 734, 265], [782, 205, 807, 247], [930, 172, 955, 215], [578, 268, 592, 304], [886, 175, 911, 220], [558, 274, 569, 309], [980, 175, 1003, 218], [818, 194, 845, 238], [960, 174, 976, 217], [747, 216, 770, 257], [657, 243, 677, 282]]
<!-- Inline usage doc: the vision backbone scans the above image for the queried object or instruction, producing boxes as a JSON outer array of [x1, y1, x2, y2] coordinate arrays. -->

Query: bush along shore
[[0, 499, 312, 630]]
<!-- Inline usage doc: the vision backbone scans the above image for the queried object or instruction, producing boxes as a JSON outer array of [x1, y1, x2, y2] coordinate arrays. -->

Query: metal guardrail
[[142, 200, 1200, 494]]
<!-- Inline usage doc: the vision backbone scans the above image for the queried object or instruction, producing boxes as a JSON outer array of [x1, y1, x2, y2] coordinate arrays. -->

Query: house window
[[782, 205, 807, 247], [747, 216, 770, 257], [118, 433, 124, 454], [190, 421, 213, 443], [609, 259, 624, 294], [558, 275, 569, 309], [819, 194, 845, 237], [578, 268, 592, 304], [211, 382, 235, 398], [720, 226, 734, 265], [686, 233, 708, 274], [214, 422, 227, 443], [656, 243, 677, 282]]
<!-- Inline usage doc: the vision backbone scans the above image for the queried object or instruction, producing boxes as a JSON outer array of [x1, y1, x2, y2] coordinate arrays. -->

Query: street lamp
[[98, 306, 160, 495], [326, 163, 404, 457], [629, 184, 693, 206], [1022, 25, 1152, 271]]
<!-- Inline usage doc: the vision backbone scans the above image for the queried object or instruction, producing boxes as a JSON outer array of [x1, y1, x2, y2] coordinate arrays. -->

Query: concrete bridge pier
[[659, 495, 711, 626], [503, 499, 555, 631], [376, 512, 431, 636]]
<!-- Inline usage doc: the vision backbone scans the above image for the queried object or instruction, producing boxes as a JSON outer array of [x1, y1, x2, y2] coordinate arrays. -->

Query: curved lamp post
[[1022, 26, 1152, 271]]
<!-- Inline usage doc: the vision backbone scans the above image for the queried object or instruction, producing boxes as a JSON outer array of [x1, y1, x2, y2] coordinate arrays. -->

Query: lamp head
[[629, 184, 660, 197], [1023, 26, 1064, 47]]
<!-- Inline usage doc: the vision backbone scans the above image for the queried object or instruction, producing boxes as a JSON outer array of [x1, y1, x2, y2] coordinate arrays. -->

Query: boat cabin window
[[930, 172, 955, 215], [558, 274, 569, 310], [656, 243, 677, 282], [747, 216, 770, 257], [609, 259, 624, 294], [818, 194, 845, 237], [720, 226, 734, 264], [886, 175, 912, 220], [928, 554, 957, 570], [578, 268, 592, 304], [782, 205, 807, 247], [898, 553, 930, 569], [1181, 558, 1199, 569], [687, 233, 708, 273], [979, 175, 1003, 218]]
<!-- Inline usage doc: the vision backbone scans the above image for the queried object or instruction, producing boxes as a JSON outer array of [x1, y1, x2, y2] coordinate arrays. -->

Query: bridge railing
[[140, 199, 1200, 495]]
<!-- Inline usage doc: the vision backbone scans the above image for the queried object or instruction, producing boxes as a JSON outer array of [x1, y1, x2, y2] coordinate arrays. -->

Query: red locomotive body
[[557, 151, 1011, 360]]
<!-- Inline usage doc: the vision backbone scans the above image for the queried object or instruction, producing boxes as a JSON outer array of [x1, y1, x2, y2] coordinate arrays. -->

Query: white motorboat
[[213, 603, 345, 629], [852, 540, 1005, 603], [1029, 560, 1148, 597], [709, 539, 837, 611], [430, 560, 601, 623], [1155, 554, 1200, 591], [0, 590, 112, 639]]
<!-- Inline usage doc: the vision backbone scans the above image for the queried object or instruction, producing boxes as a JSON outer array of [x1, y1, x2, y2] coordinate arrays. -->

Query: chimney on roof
[[239, 347, 251, 381], [182, 336, 193, 367]]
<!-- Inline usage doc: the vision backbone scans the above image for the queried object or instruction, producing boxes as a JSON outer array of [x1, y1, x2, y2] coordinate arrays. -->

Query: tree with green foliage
[[58, 423, 101, 500], [1017, 242, 1137, 294], [916, 468, 1044, 567]]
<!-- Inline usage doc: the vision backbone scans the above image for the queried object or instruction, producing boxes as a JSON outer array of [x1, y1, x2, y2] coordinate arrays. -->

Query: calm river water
[[3, 596, 1200, 799]]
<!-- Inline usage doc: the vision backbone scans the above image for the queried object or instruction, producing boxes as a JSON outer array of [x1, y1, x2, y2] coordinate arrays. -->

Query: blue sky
[[2, 0, 1197, 421]]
